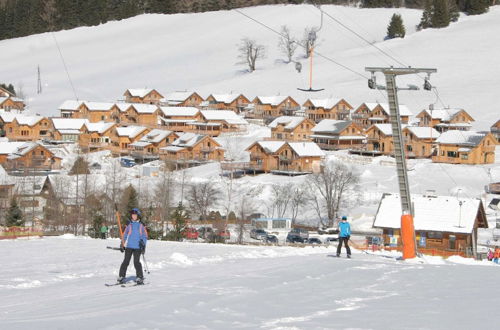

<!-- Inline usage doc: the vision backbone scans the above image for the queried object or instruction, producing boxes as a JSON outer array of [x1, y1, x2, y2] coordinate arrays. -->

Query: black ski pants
[[119, 248, 143, 278], [336, 236, 351, 256]]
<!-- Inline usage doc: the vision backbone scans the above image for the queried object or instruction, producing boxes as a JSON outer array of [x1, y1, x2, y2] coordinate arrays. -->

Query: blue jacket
[[338, 221, 351, 238], [123, 221, 148, 249]]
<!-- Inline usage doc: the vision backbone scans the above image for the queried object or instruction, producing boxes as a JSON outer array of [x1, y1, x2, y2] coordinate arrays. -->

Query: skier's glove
[[139, 240, 146, 255], [120, 243, 124, 253]]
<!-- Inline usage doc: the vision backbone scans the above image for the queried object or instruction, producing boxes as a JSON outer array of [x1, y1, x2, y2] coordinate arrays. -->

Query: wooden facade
[[432, 131, 497, 165], [162, 92, 204, 107], [0, 96, 25, 112], [269, 116, 314, 141], [364, 124, 394, 155], [303, 98, 353, 123], [252, 96, 300, 120], [2, 116, 52, 142], [2, 143, 62, 171], [129, 129, 179, 159], [402, 126, 440, 158], [123, 89, 164, 105], [491, 119, 500, 141], [79, 122, 116, 152], [310, 120, 365, 150], [160, 134, 225, 163], [352, 103, 411, 130], [109, 126, 150, 155], [416, 108, 474, 133], [204, 94, 250, 113]]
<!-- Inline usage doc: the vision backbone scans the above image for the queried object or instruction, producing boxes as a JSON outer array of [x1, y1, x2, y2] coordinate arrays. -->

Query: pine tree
[[386, 13, 406, 39], [121, 184, 139, 221], [170, 202, 188, 241], [432, 0, 450, 28], [417, 0, 433, 30], [6, 198, 24, 227], [449, 0, 459, 22], [463, 0, 490, 15]]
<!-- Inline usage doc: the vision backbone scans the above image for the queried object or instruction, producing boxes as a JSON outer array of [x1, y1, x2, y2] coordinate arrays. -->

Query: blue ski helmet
[[341, 216, 347, 220], [130, 208, 141, 217]]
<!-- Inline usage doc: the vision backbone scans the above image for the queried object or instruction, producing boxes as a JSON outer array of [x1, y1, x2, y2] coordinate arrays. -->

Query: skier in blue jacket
[[336, 216, 351, 258], [117, 208, 148, 284]]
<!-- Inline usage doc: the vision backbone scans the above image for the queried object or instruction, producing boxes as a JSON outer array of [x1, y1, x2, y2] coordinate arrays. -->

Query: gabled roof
[[85, 121, 115, 134], [51, 118, 89, 130], [200, 110, 248, 125], [373, 193, 487, 234], [160, 106, 200, 117], [14, 176, 48, 195], [312, 120, 352, 134], [305, 98, 347, 109], [207, 94, 242, 104], [131, 104, 158, 114], [268, 116, 308, 130], [0, 113, 45, 126], [435, 130, 488, 146], [85, 102, 115, 111], [7, 142, 50, 160], [248, 141, 286, 153], [368, 123, 396, 136], [138, 129, 174, 144], [115, 102, 134, 112], [162, 91, 200, 104], [115, 126, 148, 139], [254, 96, 290, 106], [59, 100, 85, 111], [365, 103, 412, 116], [170, 133, 211, 148], [0, 141, 27, 155], [287, 142, 325, 157], [418, 108, 471, 122], [404, 126, 440, 139], [125, 88, 162, 98], [0, 112, 17, 123]]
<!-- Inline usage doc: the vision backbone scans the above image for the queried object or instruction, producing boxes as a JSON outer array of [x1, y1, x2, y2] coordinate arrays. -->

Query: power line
[[51, 32, 79, 101]]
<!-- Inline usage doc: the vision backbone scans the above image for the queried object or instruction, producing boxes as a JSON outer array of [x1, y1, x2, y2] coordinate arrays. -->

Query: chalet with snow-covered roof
[[110, 125, 150, 156], [161, 91, 204, 107], [415, 108, 474, 133], [159, 133, 224, 165], [129, 129, 179, 160], [310, 120, 365, 150], [159, 106, 202, 132], [79, 122, 116, 152], [58, 100, 87, 118], [0, 142, 61, 171], [115, 103, 159, 126], [490, 119, 500, 141], [203, 94, 251, 113], [123, 89, 163, 105], [199, 110, 248, 134], [364, 123, 401, 155], [373, 192, 488, 258], [303, 98, 353, 123], [352, 103, 412, 129], [50, 118, 89, 142], [251, 96, 300, 120], [268, 116, 314, 141], [13, 176, 52, 223], [0, 96, 25, 112], [432, 130, 497, 164], [246, 141, 324, 174], [401, 126, 440, 158], [84, 102, 118, 123], [0, 114, 52, 141]]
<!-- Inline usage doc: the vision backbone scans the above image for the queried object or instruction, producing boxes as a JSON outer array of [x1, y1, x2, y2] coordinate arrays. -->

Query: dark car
[[250, 228, 268, 240], [264, 234, 279, 244], [198, 227, 214, 239], [325, 236, 339, 244], [307, 237, 323, 244], [289, 228, 309, 239], [216, 229, 231, 240], [286, 233, 305, 243]]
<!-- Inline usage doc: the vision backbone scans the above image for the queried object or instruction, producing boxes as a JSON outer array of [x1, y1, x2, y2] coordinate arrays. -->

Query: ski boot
[[136, 277, 144, 285], [117, 276, 126, 284]]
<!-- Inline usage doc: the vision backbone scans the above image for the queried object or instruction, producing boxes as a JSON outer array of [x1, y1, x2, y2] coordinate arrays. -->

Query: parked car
[[318, 226, 339, 235], [306, 237, 323, 245], [325, 236, 338, 244], [182, 227, 199, 240], [250, 228, 268, 240], [120, 157, 136, 167], [288, 228, 309, 240], [216, 229, 231, 240], [264, 234, 279, 244], [286, 233, 305, 243], [198, 227, 213, 239]]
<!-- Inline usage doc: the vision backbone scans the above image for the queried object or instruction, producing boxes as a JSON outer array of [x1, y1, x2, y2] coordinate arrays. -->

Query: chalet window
[[427, 231, 443, 239], [461, 153, 468, 160], [447, 151, 458, 158], [40, 151, 44, 156], [407, 145, 413, 152]]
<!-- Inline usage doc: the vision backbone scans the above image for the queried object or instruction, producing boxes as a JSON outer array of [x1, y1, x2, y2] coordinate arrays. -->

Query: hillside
[[1, 5, 499, 129]]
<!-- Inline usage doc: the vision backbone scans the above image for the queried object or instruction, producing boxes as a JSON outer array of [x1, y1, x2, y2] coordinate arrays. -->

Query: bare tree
[[154, 161, 175, 235], [302, 27, 318, 58], [278, 25, 298, 63], [306, 162, 360, 227], [269, 184, 293, 218], [234, 185, 263, 244], [186, 181, 222, 221], [289, 183, 306, 225], [237, 38, 266, 72]]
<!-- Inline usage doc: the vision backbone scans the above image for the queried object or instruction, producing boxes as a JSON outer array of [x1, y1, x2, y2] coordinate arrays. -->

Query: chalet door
[[449, 235, 456, 250]]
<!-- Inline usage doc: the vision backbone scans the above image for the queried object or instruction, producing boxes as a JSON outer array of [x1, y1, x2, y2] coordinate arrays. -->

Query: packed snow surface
[[0, 236, 499, 329]]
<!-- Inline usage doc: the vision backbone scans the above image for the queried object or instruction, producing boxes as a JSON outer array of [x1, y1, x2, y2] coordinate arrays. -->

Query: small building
[[303, 98, 353, 123], [123, 88, 164, 105], [0, 96, 25, 112], [310, 120, 365, 150], [0, 113, 52, 141], [50, 118, 89, 142], [110, 125, 150, 156], [199, 110, 248, 135], [159, 106, 202, 132], [432, 130, 498, 165], [252, 218, 292, 230], [402, 126, 440, 158], [352, 103, 412, 129], [415, 108, 474, 133], [58, 100, 87, 118], [365, 123, 403, 155], [159, 133, 224, 165], [79, 121, 116, 152], [161, 91, 204, 107], [490, 119, 500, 141], [373, 192, 488, 258], [115, 103, 159, 126], [251, 96, 301, 120], [1, 142, 62, 172], [268, 116, 314, 141], [203, 94, 251, 113], [129, 129, 179, 160], [84, 102, 117, 123]]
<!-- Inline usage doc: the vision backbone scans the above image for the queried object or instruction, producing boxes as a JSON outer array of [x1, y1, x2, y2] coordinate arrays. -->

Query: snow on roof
[[312, 120, 352, 134], [85, 101, 115, 111], [268, 116, 306, 130], [161, 146, 186, 152], [126, 88, 155, 98], [208, 94, 240, 104], [7, 142, 40, 159], [163, 91, 196, 102], [421, 108, 466, 122], [200, 110, 248, 125], [307, 98, 343, 109], [139, 129, 174, 143], [14, 115, 44, 126], [0, 141, 26, 155], [59, 100, 85, 111], [253, 141, 286, 153], [405, 126, 440, 139], [171, 133, 205, 147], [435, 130, 486, 146], [115, 102, 133, 112], [116, 126, 147, 138], [85, 121, 115, 134], [160, 106, 200, 117], [373, 123, 393, 136], [365, 103, 412, 116], [288, 142, 325, 157], [373, 193, 485, 234], [255, 96, 288, 106], [129, 141, 152, 148], [51, 118, 89, 130], [131, 103, 158, 114], [14, 176, 48, 195], [0, 112, 17, 123]]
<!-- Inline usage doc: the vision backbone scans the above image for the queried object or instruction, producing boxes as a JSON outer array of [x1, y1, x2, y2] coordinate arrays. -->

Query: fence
[[0, 226, 43, 239]]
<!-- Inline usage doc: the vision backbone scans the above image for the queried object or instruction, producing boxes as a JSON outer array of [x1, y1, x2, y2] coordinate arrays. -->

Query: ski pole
[[142, 253, 150, 274]]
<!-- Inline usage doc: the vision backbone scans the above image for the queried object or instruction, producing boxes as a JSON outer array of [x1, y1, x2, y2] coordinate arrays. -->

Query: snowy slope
[[1, 5, 499, 129], [0, 236, 499, 330]]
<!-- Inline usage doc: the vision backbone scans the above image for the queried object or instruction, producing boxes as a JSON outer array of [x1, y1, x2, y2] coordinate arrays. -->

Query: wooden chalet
[[268, 116, 314, 141], [373, 192, 488, 258], [310, 120, 365, 150], [50, 118, 89, 142], [115, 103, 159, 127], [0, 113, 52, 141], [110, 125, 150, 156], [161, 91, 204, 107], [402, 126, 440, 158], [123, 89, 163, 105], [303, 98, 353, 123], [251, 96, 300, 120], [245, 141, 324, 174], [0, 142, 62, 171], [79, 121, 116, 152], [13, 176, 52, 224], [159, 107, 202, 132], [416, 108, 474, 133], [58, 100, 87, 118], [364, 123, 398, 155], [203, 94, 251, 113], [432, 130, 497, 164], [352, 103, 412, 129], [0, 96, 25, 112], [129, 129, 178, 160], [198, 110, 248, 135], [490, 119, 500, 142], [159, 133, 224, 164], [84, 102, 117, 123]]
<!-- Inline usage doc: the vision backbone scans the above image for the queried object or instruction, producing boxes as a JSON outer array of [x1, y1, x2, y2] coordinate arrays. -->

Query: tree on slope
[[417, 0, 433, 30], [386, 13, 406, 39], [6, 198, 24, 227], [463, 0, 490, 15], [432, 0, 450, 28], [278, 25, 298, 63], [237, 38, 265, 72], [120, 184, 139, 221]]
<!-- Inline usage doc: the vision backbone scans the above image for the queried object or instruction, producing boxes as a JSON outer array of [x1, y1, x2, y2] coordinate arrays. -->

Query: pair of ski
[[105, 281, 147, 288]]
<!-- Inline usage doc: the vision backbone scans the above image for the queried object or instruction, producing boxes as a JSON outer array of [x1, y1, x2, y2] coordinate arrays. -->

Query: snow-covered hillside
[[0, 236, 499, 330], [1, 5, 499, 129]]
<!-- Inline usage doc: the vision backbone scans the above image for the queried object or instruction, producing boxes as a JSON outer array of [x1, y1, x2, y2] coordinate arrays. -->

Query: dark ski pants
[[336, 236, 351, 256], [119, 248, 144, 278]]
